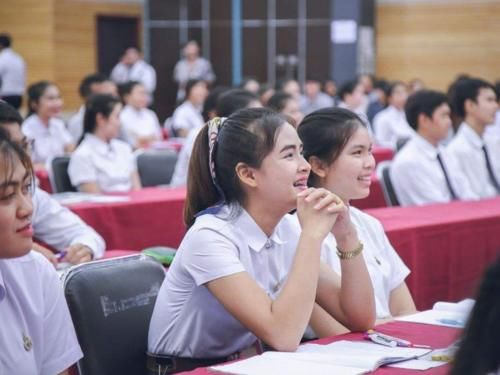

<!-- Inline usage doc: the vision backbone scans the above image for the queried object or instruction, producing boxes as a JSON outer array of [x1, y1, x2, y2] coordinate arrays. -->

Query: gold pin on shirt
[[23, 333, 32, 352]]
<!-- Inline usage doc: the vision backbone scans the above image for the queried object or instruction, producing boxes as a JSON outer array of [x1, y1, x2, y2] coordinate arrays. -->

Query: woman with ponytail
[[147, 108, 375, 373], [67, 94, 141, 193]]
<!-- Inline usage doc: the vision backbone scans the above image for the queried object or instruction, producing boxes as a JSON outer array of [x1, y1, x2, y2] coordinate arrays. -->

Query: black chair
[[376, 161, 400, 206], [63, 254, 166, 375], [51, 156, 76, 192], [136, 149, 178, 187]]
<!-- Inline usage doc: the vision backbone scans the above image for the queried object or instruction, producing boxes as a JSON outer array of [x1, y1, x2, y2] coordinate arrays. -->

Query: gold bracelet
[[336, 241, 363, 260]]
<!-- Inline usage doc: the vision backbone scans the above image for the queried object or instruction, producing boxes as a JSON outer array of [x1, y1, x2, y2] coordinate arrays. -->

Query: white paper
[[331, 20, 357, 44], [433, 299, 474, 315], [396, 309, 466, 328], [52, 192, 130, 205], [211, 352, 365, 375], [389, 359, 446, 370]]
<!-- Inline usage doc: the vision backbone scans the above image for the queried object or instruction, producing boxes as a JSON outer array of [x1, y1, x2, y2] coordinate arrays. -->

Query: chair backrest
[[63, 254, 166, 375], [51, 156, 76, 193], [136, 149, 178, 187], [376, 161, 400, 206]]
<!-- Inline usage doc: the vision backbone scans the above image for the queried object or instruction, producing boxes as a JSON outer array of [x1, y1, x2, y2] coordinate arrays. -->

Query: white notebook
[[396, 298, 475, 328], [210, 341, 431, 375]]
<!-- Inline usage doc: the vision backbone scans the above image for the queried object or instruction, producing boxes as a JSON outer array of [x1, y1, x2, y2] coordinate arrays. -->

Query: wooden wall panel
[[376, 2, 500, 90], [54, 0, 141, 110], [0, 0, 55, 86]]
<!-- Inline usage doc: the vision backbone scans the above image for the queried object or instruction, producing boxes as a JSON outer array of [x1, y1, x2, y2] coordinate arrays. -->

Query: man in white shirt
[[111, 47, 156, 104], [0, 101, 105, 264], [391, 90, 478, 206], [0, 34, 26, 109], [173, 40, 216, 102], [67, 73, 118, 143], [447, 78, 500, 198], [373, 81, 415, 150]]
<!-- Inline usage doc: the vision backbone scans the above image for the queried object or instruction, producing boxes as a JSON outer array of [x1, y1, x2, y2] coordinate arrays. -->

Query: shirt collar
[[412, 134, 439, 159], [459, 122, 485, 149], [233, 207, 286, 252], [83, 133, 114, 155]]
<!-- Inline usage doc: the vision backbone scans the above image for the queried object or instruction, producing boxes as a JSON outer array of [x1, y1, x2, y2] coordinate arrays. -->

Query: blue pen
[[56, 250, 67, 261], [437, 318, 464, 327]]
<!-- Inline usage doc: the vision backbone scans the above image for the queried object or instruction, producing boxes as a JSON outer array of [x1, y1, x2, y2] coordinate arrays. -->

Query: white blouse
[[22, 114, 73, 166], [68, 134, 136, 193], [119, 105, 161, 148]]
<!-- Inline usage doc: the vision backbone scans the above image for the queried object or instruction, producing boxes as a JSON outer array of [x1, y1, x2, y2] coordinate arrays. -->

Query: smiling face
[[0, 152, 33, 259], [35, 84, 63, 119], [316, 127, 375, 203], [251, 122, 311, 212]]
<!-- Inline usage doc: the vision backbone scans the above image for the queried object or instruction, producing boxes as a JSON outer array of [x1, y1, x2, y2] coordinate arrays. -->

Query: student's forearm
[[266, 233, 324, 350]]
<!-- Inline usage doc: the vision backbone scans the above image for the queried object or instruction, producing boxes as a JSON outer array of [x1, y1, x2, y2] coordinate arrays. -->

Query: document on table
[[396, 298, 474, 328], [211, 340, 432, 374], [52, 192, 130, 205]]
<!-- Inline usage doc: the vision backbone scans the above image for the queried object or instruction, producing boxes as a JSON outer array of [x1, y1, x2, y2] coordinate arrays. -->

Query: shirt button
[[264, 240, 272, 249]]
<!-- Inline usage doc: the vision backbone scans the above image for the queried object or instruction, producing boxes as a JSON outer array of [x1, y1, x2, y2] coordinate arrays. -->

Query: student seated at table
[[0, 129, 83, 374], [451, 256, 500, 375], [0, 101, 105, 264], [22, 80, 75, 168], [118, 81, 162, 149], [373, 81, 415, 150], [391, 90, 478, 206], [68, 94, 142, 193], [148, 108, 375, 374], [298, 107, 416, 334], [171, 79, 208, 138], [447, 78, 500, 198]]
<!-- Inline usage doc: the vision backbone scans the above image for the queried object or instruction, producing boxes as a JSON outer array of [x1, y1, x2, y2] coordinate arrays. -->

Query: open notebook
[[210, 340, 431, 375]]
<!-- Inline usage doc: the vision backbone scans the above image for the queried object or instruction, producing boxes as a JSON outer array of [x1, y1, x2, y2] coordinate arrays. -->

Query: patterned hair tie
[[195, 117, 227, 218]]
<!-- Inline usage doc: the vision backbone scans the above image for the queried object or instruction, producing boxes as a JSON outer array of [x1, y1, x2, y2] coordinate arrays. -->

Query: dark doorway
[[97, 16, 140, 75]]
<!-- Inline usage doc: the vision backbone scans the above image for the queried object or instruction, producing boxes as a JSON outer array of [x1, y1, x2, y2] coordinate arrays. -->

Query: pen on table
[[365, 330, 431, 349]]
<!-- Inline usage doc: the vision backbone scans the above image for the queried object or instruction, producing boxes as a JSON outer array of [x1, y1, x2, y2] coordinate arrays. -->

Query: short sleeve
[[172, 106, 191, 131], [68, 151, 97, 187], [181, 227, 245, 286], [36, 256, 83, 375]]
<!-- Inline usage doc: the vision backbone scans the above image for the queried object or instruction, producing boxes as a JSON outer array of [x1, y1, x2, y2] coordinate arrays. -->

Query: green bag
[[142, 246, 176, 266]]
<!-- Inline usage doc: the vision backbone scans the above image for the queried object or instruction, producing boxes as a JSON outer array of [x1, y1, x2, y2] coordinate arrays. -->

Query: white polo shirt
[[68, 134, 137, 193], [447, 123, 500, 198], [67, 105, 85, 143], [373, 106, 415, 149], [171, 101, 204, 135], [0, 47, 26, 96], [22, 114, 73, 166], [32, 187, 105, 258], [391, 134, 479, 206], [0, 251, 83, 375], [148, 205, 298, 358], [321, 207, 410, 319], [119, 105, 162, 148]]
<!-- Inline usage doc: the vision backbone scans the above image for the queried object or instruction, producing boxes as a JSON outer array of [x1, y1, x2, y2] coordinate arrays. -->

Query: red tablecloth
[[351, 173, 387, 210], [35, 168, 52, 193], [366, 197, 500, 310], [373, 146, 394, 165], [180, 320, 460, 374], [66, 187, 187, 250]]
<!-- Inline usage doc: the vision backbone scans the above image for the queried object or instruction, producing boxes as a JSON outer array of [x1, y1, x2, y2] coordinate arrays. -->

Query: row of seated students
[[1, 99, 499, 374]]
